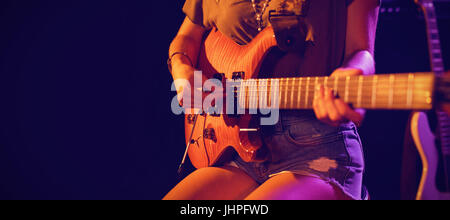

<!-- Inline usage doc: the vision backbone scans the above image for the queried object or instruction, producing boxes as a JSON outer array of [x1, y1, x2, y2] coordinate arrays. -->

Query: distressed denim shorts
[[231, 110, 365, 200]]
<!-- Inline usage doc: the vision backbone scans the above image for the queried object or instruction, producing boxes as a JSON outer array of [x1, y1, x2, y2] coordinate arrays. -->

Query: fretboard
[[237, 73, 435, 111], [423, 1, 445, 77]]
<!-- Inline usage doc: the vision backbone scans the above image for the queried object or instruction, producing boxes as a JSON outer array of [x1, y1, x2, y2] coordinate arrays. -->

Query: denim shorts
[[231, 110, 365, 200]]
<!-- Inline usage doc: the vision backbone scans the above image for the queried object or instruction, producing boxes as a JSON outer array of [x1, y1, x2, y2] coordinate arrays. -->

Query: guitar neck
[[422, 1, 445, 77], [238, 73, 435, 110], [419, 0, 450, 191]]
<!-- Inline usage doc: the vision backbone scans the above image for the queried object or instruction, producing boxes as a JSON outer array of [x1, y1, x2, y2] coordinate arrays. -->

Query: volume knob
[[203, 128, 216, 142]]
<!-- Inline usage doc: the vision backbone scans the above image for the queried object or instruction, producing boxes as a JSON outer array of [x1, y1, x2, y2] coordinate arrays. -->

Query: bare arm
[[313, 0, 380, 127], [169, 17, 206, 106], [341, 0, 380, 75], [169, 17, 206, 81]]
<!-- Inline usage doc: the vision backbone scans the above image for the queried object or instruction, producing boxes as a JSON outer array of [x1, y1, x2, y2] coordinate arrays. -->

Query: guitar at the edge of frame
[[410, 0, 450, 200]]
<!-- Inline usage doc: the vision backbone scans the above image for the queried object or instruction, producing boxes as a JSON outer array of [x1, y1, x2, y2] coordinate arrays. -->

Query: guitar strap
[[268, 1, 311, 53]]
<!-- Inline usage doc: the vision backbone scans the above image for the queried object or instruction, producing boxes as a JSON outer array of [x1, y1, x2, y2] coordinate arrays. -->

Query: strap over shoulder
[[268, 10, 309, 53]]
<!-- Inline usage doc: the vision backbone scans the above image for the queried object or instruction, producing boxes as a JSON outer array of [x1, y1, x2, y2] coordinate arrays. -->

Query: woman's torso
[[183, 0, 352, 76]]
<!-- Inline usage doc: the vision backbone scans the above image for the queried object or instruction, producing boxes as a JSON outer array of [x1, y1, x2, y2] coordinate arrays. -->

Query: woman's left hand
[[313, 68, 366, 127]]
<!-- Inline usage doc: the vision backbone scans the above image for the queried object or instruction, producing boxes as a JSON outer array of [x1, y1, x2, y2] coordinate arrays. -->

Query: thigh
[[244, 172, 350, 200], [163, 166, 259, 200]]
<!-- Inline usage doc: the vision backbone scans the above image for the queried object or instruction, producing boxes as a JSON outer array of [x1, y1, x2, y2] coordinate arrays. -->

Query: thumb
[[331, 68, 363, 77]]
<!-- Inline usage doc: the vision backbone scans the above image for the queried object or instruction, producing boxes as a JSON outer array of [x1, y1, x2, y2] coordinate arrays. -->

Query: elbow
[[343, 50, 376, 76]]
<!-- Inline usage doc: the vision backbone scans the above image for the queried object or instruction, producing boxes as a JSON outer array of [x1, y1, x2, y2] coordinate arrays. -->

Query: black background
[[0, 0, 449, 200]]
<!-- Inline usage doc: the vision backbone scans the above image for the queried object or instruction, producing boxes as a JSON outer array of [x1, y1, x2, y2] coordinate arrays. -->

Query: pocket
[[342, 127, 365, 170], [284, 122, 342, 146]]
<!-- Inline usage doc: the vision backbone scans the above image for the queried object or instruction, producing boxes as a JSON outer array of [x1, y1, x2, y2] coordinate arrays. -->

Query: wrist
[[168, 52, 194, 73]]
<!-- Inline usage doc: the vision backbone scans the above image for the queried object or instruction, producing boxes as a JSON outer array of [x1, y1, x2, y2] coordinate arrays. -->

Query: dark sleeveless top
[[183, 0, 354, 77]]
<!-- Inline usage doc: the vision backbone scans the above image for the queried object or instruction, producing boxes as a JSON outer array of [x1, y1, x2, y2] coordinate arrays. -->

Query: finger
[[334, 99, 364, 125], [313, 85, 328, 121], [331, 68, 363, 77], [324, 87, 343, 124]]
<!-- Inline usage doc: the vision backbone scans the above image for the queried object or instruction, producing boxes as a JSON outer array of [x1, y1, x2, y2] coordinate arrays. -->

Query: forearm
[[332, 50, 375, 124], [169, 34, 201, 79]]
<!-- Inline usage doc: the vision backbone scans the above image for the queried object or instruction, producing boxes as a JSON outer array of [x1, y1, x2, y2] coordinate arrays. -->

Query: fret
[[267, 79, 272, 108], [243, 80, 249, 110], [428, 18, 437, 24], [247, 80, 252, 110], [432, 44, 441, 50], [334, 76, 339, 97], [259, 79, 267, 109], [357, 76, 363, 108], [283, 78, 288, 109], [258, 79, 263, 108], [247, 80, 251, 110], [273, 79, 280, 109], [428, 25, 438, 32], [314, 77, 321, 108], [407, 74, 414, 108], [433, 66, 444, 75], [265, 79, 269, 109], [246, 80, 251, 110], [344, 76, 350, 103], [239, 80, 244, 109], [286, 78, 291, 109], [314, 77, 320, 106], [433, 57, 444, 63], [297, 78, 302, 109], [254, 79, 259, 109], [245, 80, 250, 110], [372, 75, 378, 108], [388, 75, 395, 108], [265, 79, 270, 108], [290, 78, 295, 109], [238, 80, 244, 109], [251, 79, 257, 112], [254, 79, 259, 110], [305, 77, 311, 108], [431, 39, 440, 44]]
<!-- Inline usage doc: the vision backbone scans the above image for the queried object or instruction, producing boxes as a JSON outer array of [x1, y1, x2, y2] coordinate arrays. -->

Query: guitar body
[[180, 5, 450, 170], [411, 112, 450, 200], [185, 27, 278, 168]]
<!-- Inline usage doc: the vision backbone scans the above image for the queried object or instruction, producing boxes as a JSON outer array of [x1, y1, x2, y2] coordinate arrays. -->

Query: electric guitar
[[410, 0, 450, 200], [183, 20, 450, 169]]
